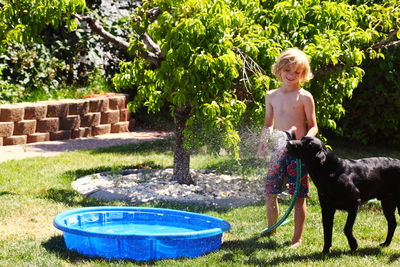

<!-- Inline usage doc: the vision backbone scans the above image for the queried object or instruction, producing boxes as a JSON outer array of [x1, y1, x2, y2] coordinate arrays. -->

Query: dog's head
[[286, 136, 328, 164]]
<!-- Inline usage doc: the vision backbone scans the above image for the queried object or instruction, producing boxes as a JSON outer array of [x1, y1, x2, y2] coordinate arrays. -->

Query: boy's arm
[[257, 92, 274, 157], [264, 91, 274, 129], [303, 92, 318, 137]]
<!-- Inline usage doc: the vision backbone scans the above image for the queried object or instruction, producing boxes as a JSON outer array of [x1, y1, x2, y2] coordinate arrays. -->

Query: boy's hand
[[257, 126, 271, 158], [256, 144, 266, 158]]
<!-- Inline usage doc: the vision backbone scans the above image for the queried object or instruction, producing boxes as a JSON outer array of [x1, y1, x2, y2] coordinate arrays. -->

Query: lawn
[[0, 138, 400, 266]]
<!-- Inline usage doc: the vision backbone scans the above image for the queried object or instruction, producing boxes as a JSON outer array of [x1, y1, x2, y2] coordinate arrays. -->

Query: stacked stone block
[[0, 94, 133, 146]]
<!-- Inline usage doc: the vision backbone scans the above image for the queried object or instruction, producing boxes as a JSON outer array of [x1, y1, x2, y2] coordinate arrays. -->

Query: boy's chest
[[272, 95, 304, 114]]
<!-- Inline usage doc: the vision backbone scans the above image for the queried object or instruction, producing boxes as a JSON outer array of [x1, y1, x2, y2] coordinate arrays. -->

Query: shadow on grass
[[388, 253, 400, 264], [263, 247, 385, 266], [42, 236, 87, 263], [87, 138, 174, 156], [63, 160, 166, 181], [222, 235, 286, 254], [42, 188, 107, 207], [0, 191, 15, 197], [261, 247, 387, 266], [220, 235, 393, 266]]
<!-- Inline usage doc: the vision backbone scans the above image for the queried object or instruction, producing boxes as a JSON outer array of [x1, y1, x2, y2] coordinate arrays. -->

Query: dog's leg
[[380, 199, 397, 247], [344, 206, 359, 251], [321, 204, 336, 253]]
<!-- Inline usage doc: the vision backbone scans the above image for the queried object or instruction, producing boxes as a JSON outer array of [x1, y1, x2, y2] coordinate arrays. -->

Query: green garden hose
[[261, 158, 302, 235]]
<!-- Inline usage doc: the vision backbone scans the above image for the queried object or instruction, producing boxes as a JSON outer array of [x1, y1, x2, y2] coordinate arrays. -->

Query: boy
[[257, 48, 318, 248]]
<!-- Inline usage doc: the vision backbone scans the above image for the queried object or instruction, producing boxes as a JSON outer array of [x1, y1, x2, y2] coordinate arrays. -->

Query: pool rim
[[53, 206, 231, 240]]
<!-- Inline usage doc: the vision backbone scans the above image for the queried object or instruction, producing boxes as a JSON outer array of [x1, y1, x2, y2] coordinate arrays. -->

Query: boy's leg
[[291, 197, 306, 247], [265, 193, 279, 234], [286, 156, 310, 247], [264, 147, 286, 234]]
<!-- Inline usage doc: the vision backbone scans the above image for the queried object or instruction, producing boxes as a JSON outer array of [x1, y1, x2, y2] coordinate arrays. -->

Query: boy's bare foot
[[269, 229, 276, 235], [289, 241, 301, 248]]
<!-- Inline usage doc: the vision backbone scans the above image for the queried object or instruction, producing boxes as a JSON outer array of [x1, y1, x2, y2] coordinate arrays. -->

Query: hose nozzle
[[284, 126, 297, 141]]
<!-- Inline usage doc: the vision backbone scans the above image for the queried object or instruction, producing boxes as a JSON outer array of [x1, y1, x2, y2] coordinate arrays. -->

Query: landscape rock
[[72, 168, 265, 208]]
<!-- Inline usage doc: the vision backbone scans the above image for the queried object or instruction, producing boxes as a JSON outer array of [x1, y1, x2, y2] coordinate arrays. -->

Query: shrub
[[338, 46, 400, 145]]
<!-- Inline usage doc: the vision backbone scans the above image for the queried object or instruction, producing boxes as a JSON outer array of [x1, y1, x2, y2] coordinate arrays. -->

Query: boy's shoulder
[[266, 88, 280, 96], [299, 88, 313, 96], [298, 89, 315, 106]]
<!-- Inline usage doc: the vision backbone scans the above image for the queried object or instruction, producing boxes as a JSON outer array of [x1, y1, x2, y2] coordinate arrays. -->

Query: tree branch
[[313, 64, 346, 78], [383, 40, 400, 48], [73, 14, 129, 50], [369, 29, 398, 50], [140, 32, 164, 58], [73, 14, 163, 66]]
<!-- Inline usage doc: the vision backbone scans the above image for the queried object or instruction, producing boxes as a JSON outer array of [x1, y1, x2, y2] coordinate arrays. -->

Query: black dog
[[286, 136, 400, 253]]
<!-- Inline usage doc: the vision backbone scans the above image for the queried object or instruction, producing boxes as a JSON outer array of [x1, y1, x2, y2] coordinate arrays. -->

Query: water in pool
[[84, 223, 196, 235]]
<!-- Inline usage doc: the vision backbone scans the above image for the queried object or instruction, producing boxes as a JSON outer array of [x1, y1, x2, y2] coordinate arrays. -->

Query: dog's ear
[[316, 150, 326, 165]]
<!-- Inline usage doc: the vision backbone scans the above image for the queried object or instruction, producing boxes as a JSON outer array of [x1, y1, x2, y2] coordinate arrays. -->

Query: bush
[[0, 65, 25, 104], [337, 46, 400, 145], [0, 42, 69, 101]]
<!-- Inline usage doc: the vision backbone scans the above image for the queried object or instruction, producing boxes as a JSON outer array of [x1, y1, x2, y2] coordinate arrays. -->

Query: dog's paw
[[322, 245, 331, 254], [379, 241, 390, 247], [349, 240, 358, 251], [322, 248, 330, 254]]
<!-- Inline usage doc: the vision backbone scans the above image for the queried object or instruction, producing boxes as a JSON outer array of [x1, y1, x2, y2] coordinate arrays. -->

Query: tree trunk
[[172, 106, 194, 185]]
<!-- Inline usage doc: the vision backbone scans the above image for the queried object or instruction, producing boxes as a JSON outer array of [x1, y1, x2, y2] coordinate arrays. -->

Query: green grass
[[1, 138, 400, 266]]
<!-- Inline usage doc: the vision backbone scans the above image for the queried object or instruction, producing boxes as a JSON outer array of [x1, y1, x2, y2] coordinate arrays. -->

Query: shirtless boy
[[257, 48, 318, 247]]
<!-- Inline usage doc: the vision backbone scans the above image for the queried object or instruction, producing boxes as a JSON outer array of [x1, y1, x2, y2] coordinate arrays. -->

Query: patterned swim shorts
[[264, 148, 310, 198]]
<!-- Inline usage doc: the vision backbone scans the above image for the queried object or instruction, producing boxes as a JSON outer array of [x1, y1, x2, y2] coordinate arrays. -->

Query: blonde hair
[[272, 48, 313, 84]]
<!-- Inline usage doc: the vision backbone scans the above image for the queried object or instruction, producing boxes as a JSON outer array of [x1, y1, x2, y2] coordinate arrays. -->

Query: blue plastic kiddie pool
[[53, 206, 230, 261]]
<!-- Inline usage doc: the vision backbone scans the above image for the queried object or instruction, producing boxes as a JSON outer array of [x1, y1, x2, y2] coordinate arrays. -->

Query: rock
[[72, 168, 265, 208]]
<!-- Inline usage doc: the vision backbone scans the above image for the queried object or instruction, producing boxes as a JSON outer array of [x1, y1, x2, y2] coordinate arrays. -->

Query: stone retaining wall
[[0, 94, 134, 146]]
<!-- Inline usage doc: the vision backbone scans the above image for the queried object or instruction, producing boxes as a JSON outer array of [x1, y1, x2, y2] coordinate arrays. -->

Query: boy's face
[[280, 64, 303, 86]]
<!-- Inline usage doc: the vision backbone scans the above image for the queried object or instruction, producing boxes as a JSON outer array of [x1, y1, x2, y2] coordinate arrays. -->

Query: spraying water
[[239, 125, 301, 234], [271, 129, 292, 150], [240, 127, 292, 160]]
